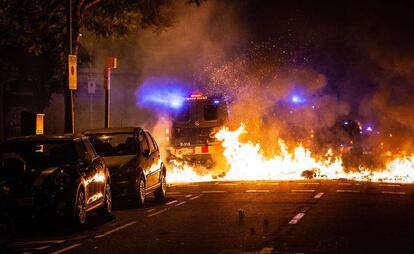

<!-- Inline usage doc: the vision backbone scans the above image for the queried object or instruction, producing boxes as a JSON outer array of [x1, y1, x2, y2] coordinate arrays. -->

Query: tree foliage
[[0, 0, 198, 90], [0, 0, 203, 135]]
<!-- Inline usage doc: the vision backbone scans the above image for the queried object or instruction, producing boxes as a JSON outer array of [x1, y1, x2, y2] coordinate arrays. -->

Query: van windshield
[[173, 103, 190, 122]]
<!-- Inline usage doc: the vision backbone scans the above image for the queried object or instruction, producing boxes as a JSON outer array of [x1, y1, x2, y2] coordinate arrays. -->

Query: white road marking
[[175, 201, 187, 207], [298, 182, 320, 185], [167, 191, 181, 195], [201, 190, 226, 193], [379, 184, 401, 187], [51, 243, 81, 254], [215, 182, 220, 185], [189, 194, 203, 200], [246, 190, 270, 193], [289, 212, 306, 224], [313, 192, 325, 199], [221, 183, 238, 186], [147, 208, 170, 217], [185, 194, 192, 198], [381, 191, 406, 195], [95, 222, 137, 239], [13, 240, 65, 245], [146, 208, 156, 213], [336, 189, 360, 193], [166, 200, 178, 205], [258, 182, 279, 185], [291, 189, 315, 193], [338, 182, 353, 186], [259, 247, 274, 254]]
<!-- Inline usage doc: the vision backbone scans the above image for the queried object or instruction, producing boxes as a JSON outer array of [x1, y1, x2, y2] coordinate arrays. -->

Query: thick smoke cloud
[[45, 0, 414, 168], [133, 1, 353, 151]]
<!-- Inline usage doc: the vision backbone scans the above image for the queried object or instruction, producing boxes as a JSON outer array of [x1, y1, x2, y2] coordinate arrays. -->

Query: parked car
[[0, 134, 112, 226], [83, 127, 167, 207]]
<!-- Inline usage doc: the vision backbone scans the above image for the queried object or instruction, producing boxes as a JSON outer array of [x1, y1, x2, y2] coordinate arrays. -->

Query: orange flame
[[167, 124, 414, 183]]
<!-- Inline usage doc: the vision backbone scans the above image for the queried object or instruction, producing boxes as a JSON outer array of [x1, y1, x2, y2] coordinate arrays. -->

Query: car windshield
[[88, 133, 138, 156], [1, 140, 78, 169]]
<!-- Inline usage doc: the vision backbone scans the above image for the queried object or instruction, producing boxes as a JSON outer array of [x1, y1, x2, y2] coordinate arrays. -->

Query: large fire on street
[[167, 124, 414, 184]]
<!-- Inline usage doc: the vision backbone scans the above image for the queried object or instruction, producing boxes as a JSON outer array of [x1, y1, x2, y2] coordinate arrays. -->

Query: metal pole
[[89, 94, 93, 128], [105, 89, 110, 128], [64, 0, 75, 134], [0, 82, 4, 142], [70, 89, 74, 133], [104, 67, 110, 128]]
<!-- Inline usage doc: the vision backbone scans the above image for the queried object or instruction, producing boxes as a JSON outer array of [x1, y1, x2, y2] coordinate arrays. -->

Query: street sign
[[68, 54, 77, 90], [36, 113, 45, 135], [106, 57, 118, 69], [87, 76, 96, 94]]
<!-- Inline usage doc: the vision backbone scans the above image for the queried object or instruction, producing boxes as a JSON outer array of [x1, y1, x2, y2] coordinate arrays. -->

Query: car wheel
[[0, 212, 15, 245], [74, 189, 87, 226], [136, 174, 146, 207], [98, 182, 112, 216], [154, 170, 166, 200]]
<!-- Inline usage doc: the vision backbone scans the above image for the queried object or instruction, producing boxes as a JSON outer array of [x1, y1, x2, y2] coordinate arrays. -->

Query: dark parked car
[[0, 134, 112, 227], [83, 127, 166, 206]]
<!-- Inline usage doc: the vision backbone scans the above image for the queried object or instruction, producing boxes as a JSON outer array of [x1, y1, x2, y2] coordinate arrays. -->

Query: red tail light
[[202, 146, 209, 153]]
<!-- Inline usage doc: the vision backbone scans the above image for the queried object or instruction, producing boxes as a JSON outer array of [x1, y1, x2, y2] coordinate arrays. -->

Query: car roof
[[82, 127, 144, 135], [5, 134, 85, 142]]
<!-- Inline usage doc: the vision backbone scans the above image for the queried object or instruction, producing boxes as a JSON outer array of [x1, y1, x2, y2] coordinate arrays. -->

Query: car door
[[82, 138, 105, 206], [146, 132, 161, 187], [138, 131, 151, 187]]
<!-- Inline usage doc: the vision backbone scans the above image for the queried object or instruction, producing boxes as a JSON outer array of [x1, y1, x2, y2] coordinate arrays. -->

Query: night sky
[[236, 0, 414, 113]]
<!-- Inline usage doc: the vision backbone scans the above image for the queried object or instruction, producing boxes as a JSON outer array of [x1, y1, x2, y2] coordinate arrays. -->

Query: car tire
[[136, 174, 146, 207], [97, 182, 112, 216], [0, 212, 15, 245], [154, 169, 166, 200], [74, 188, 87, 226]]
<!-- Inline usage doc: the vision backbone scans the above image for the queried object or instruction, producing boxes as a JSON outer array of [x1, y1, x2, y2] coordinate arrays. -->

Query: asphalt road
[[4, 180, 414, 254]]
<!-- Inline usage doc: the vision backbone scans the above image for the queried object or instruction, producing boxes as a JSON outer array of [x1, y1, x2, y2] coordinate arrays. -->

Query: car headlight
[[54, 170, 70, 190]]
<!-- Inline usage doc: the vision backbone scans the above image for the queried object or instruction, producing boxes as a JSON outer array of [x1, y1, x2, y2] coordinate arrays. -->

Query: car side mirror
[[143, 150, 150, 158]]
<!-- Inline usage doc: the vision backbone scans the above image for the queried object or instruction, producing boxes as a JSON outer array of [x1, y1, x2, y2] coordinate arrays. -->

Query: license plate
[[176, 148, 194, 156]]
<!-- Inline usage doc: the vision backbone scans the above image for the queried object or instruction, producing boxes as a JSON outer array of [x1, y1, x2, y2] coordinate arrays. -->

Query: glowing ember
[[167, 124, 414, 183]]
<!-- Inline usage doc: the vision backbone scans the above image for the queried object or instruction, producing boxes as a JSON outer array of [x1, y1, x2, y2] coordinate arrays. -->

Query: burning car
[[0, 135, 112, 226], [166, 92, 229, 168]]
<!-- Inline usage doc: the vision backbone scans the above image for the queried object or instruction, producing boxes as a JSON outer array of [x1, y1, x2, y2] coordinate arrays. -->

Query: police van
[[166, 92, 228, 167]]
